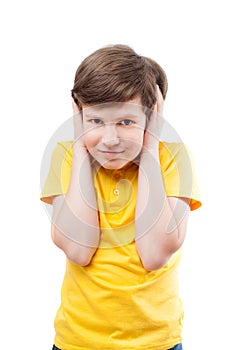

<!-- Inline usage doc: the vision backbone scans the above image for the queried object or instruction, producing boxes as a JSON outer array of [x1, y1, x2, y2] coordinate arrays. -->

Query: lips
[[99, 150, 124, 158]]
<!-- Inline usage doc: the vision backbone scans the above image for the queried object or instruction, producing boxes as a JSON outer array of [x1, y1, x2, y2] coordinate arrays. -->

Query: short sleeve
[[159, 142, 202, 211], [40, 141, 73, 204]]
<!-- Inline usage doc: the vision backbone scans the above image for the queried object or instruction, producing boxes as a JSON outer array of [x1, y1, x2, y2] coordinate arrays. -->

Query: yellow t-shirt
[[41, 141, 201, 350]]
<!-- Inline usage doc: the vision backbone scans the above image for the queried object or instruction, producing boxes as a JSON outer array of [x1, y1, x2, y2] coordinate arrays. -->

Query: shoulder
[[159, 141, 190, 156], [56, 140, 73, 154], [40, 141, 74, 204], [51, 140, 73, 163], [159, 141, 192, 168]]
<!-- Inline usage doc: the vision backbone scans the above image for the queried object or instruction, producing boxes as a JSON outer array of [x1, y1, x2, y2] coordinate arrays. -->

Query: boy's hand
[[143, 85, 164, 152], [72, 98, 86, 150]]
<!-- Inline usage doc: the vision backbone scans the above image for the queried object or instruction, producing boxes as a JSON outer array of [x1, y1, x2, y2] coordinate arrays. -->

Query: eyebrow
[[83, 113, 142, 120]]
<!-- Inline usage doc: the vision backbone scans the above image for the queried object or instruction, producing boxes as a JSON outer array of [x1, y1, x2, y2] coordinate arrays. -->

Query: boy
[[41, 45, 201, 350]]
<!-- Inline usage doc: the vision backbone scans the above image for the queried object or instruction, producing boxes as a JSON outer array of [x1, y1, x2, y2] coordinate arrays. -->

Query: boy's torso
[[54, 158, 183, 350]]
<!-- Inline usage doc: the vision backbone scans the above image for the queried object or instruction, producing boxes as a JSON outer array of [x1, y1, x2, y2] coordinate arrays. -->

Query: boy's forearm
[[135, 147, 179, 270], [53, 145, 100, 252]]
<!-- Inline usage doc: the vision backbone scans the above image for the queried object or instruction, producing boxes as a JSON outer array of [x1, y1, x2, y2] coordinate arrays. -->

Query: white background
[[0, 1, 232, 349]]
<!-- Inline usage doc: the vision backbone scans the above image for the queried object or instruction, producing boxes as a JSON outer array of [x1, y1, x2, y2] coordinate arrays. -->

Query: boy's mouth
[[99, 150, 124, 158]]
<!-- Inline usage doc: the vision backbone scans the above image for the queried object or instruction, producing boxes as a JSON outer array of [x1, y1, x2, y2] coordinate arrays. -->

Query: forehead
[[83, 98, 146, 119]]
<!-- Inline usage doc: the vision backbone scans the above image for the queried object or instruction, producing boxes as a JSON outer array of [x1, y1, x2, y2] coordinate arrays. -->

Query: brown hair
[[71, 45, 168, 115]]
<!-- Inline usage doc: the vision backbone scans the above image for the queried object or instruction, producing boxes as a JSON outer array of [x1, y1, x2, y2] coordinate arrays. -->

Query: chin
[[101, 159, 130, 170]]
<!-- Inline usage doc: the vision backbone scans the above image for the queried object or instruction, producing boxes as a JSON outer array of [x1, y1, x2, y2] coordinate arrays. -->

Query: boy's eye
[[91, 119, 103, 125], [119, 119, 134, 126]]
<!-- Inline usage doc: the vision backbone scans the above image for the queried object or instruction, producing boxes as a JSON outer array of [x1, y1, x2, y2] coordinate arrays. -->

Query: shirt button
[[113, 189, 120, 195]]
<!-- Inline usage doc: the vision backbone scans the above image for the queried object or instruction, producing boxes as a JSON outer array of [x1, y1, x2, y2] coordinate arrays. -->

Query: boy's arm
[[135, 148, 190, 271], [51, 103, 100, 266], [135, 86, 190, 271]]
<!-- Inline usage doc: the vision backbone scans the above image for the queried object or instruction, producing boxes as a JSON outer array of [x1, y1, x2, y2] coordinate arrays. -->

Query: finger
[[153, 103, 158, 113], [73, 110, 83, 140], [155, 84, 164, 115], [71, 97, 80, 115]]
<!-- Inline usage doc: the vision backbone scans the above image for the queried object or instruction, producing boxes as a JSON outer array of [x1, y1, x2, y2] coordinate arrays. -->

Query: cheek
[[126, 129, 144, 146], [122, 130, 144, 156], [83, 128, 101, 149], [83, 135, 95, 152]]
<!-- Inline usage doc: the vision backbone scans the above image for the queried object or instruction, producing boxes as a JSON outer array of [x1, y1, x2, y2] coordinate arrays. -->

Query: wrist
[[72, 142, 89, 165], [140, 142, 159, 159], [73, 141, 88, 154]]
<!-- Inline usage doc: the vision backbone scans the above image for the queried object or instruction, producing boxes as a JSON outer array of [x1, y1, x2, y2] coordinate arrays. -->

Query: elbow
[[60, 240, 95, 267], [139, 241, 183, 271], [137, 243, 176, 271], [51, 225, 96, 267], [66, 250, 93, 266], [140, 241, 184, 271], [136, 230, 185, 271], [140, 255, 170, 271]]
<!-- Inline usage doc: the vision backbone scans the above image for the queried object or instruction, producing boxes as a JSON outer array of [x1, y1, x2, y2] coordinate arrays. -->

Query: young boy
[[41, 45, 201, 350]]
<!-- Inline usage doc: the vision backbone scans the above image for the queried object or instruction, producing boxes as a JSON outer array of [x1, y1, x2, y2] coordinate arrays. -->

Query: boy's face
[[82, 97, 147, 169]]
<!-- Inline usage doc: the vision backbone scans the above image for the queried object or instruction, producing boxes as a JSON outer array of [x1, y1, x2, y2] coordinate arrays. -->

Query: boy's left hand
[[143, 85, 164, 152]]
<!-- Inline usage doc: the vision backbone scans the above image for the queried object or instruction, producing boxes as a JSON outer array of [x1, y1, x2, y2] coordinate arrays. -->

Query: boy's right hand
[[72, 98, 86, 150]]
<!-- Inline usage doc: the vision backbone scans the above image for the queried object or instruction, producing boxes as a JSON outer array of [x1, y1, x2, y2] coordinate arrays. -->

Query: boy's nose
[[102, 124, 120, 146]]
